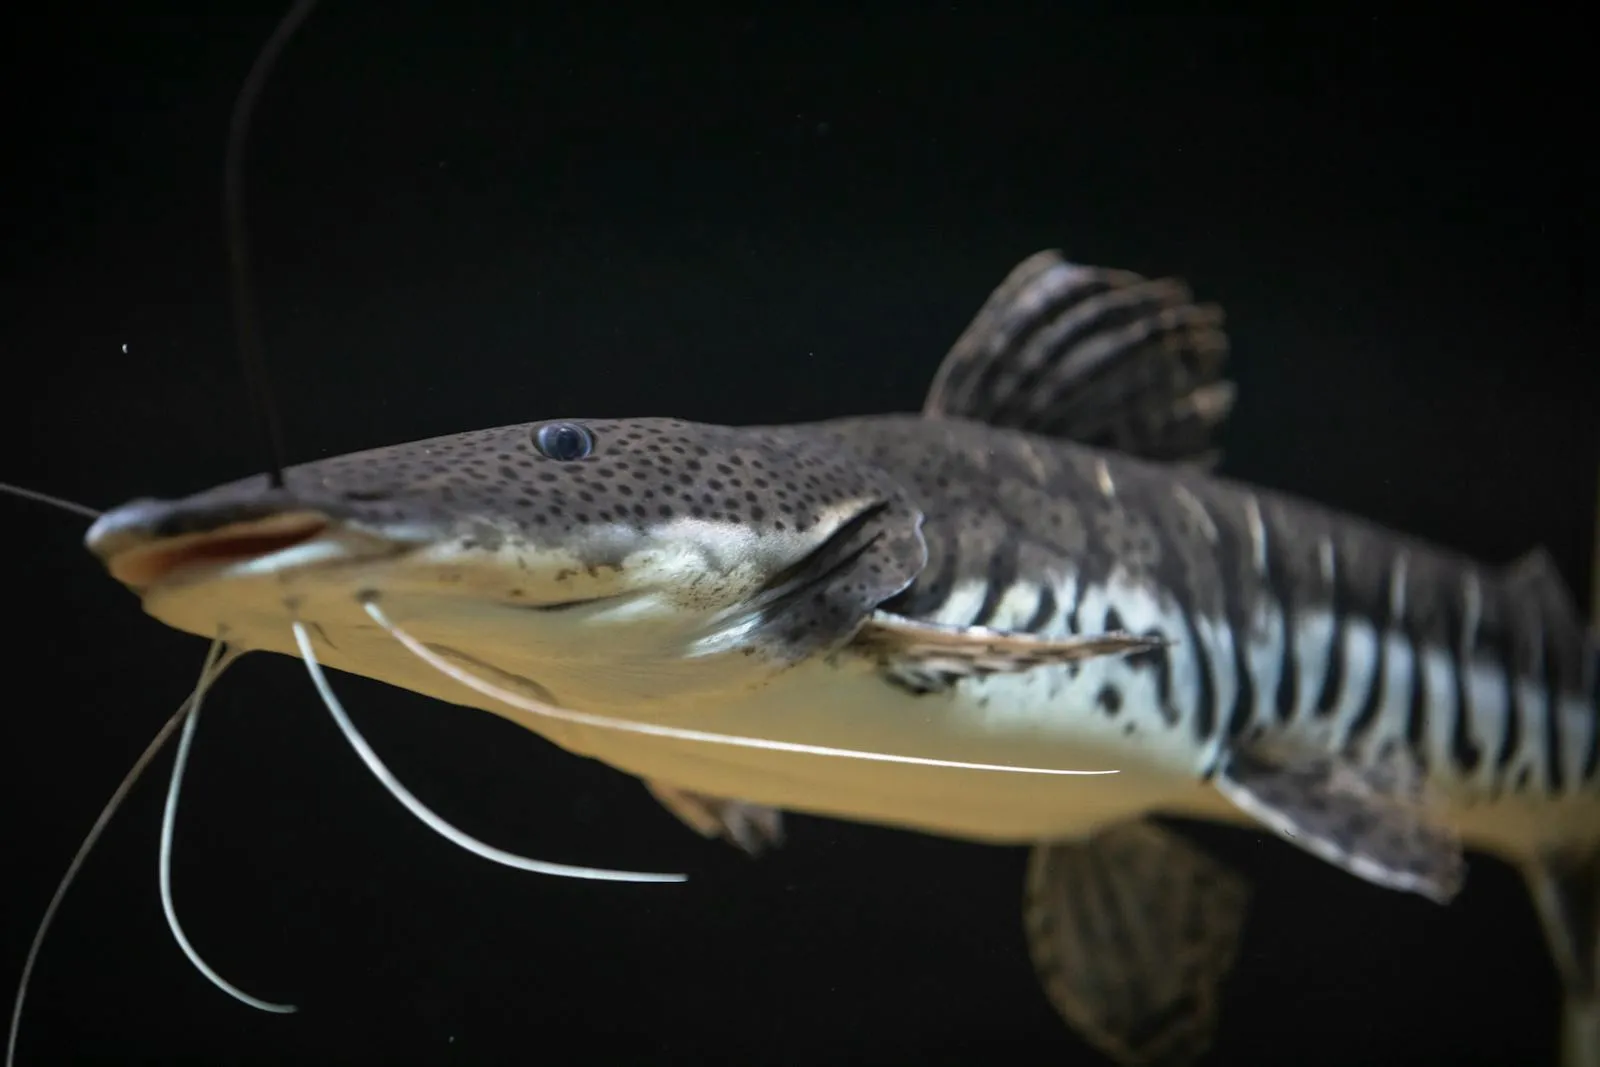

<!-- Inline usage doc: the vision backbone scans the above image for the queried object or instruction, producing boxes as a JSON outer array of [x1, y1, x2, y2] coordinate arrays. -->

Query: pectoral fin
[[853, 609, 1164, 693], [702, 497, 928, 666], [1214, 741, 1465, 903], [644, 781, 785, 857], [1024, 820, 1251, 1067]]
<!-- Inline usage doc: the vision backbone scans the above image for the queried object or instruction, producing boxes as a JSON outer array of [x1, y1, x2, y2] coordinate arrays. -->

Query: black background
[[0, 8, 1593, 1066]]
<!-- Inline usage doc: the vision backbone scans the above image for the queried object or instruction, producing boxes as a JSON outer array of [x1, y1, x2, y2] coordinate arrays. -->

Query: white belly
[[144, 571, 1589, 858], [145, 565, 1239, 843], [290, 633, 1588, 859], [284, 630, 1244, 843]]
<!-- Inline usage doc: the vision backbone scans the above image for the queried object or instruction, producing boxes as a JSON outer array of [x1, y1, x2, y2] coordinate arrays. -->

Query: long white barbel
[[360, 597, 1121, 778]]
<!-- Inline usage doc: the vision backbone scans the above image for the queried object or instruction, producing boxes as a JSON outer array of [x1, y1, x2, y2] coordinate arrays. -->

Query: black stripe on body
[[1441, 583, 1476, 783], [1490, 598, 1522, 785], [1148, 480, 1225, 745], [1023, 583, 1058, 635], [1102, 604, 1179, 726], [972, 537, 1020, 628], [1441, 577, 1486, 778], [1402, 612, 1429, 762], [1138, 632, 1177, 724], [1182, 599, 1219, 745], [1313, 536, 1347, 719], [1259, 502, 1299, 725], [1347, 553, 1394, 747], [1384, 555, 1429, 764], [1538, 617, 1566, 795], [1212, 499, 1258, 747]]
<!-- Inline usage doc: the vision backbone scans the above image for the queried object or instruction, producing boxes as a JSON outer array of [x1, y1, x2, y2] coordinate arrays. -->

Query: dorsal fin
[[1507, 546, 1583, 631], [922, 250, 1234, 468]]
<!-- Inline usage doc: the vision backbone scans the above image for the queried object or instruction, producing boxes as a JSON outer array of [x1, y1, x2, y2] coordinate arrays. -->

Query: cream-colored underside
[[140, 550, 1241, 843], [137, 545, 1588, 859]]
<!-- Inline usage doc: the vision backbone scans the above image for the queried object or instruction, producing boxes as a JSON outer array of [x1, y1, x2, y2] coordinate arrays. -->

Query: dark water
[[0, 9, 1590, 1066]]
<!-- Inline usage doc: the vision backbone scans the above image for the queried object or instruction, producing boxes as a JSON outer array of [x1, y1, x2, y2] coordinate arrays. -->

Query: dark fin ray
[[923, 250, 1233, 467], [644, 781, 784, 857], [1504, 546, 1591, 792], [853, 609, 1165, 693], [1023, 821, 1251, 1067], [1213, 740, 1465, 903], [1521, 847, 1600, 1067]]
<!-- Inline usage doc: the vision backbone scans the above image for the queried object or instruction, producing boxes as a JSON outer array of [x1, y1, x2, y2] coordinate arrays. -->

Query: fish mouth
[[89, 508, 336, 589]]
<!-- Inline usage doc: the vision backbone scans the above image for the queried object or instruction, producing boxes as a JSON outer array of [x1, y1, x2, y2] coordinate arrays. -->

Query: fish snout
[[85, 495, 332, 588]]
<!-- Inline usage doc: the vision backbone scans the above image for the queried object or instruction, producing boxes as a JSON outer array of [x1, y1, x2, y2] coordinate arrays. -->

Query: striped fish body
[[460, 404, 1600, 1067], [65, 249, 1600, 1066], [498, 408, 1599, 872], [824, 247, 1600, 1066], [822, 412, 1600, 864]]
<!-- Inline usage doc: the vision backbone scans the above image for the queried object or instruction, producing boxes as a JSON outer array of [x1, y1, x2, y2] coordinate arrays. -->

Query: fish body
[[76, 253, 1600, 1065], [95, 412, 1598, 855]]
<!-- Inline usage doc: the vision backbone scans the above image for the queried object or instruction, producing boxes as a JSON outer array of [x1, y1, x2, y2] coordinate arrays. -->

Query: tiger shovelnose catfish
[[50, 251, 1600, 1064]]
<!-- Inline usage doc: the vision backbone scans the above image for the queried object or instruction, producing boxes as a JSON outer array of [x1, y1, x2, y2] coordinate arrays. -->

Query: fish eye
[[534, 422, 595, 461]]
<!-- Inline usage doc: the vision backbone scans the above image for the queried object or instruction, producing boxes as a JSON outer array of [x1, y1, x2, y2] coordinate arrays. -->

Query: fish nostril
[[342, 489, 394, 503]]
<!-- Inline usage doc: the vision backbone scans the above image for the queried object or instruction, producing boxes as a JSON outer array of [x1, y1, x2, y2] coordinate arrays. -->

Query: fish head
[[85, 417, 927, 714]]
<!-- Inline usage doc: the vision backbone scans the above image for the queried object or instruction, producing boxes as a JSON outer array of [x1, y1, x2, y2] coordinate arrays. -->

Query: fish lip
[[85, 492, 321, 559], [85, 484, 449, 591], [91, 508, 340, 589]]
